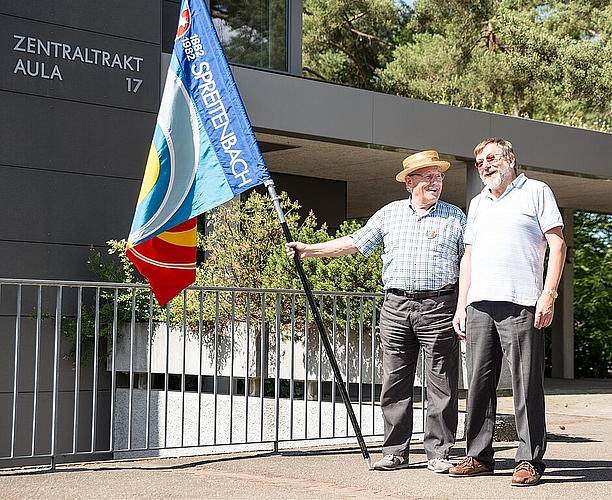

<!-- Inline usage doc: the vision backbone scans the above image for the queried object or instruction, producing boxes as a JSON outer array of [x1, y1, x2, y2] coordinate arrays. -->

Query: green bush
[[61, 239, 167, 365], [573, 211, 612, 378], [174, 190, 383, 339], [63, 190, 383, 364]]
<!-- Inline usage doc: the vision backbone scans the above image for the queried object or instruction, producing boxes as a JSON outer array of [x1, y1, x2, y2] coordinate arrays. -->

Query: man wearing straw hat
[[286, 150, 466, 473]]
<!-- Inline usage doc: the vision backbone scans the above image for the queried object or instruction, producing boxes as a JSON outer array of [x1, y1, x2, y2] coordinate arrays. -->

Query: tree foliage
[[171, 190, 383, 336], [303, 0, 612, 130], [213, 0, 287, 70], [573, 211, 612, 377], [302, 0, 409, 88], [196, 190, 380, 292]]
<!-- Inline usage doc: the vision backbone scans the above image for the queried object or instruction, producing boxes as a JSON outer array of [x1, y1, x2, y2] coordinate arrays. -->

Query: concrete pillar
[[551, 208, 574, 379]]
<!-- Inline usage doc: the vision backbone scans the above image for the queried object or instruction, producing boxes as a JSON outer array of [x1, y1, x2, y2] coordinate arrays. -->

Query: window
[[162, 0, 288, 72], [212, 1, 287, 71]]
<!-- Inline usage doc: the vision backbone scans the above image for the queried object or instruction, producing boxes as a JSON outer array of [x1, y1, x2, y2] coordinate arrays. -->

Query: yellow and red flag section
[[127, 0, 270, 306], [126, 219, 197, 306]]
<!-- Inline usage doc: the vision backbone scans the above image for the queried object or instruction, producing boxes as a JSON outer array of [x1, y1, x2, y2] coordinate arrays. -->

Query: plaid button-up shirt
[[351, 199, 466, 291]]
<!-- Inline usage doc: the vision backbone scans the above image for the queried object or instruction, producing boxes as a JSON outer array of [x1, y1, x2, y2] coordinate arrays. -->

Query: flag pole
[[265, 179, 373, 470]]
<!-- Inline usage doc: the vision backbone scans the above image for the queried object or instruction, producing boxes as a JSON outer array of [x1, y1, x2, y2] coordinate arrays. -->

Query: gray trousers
[[378, 291, 459, 459], [465, 301, 547, 472]]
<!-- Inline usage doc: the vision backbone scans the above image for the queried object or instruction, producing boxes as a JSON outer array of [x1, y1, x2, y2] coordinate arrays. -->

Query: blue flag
[[127, 0, 271, 305]]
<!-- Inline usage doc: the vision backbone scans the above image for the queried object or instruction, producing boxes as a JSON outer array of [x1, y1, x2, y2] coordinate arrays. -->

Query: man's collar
[[409, 198, 438, 214], [482, 173, 526, 199]]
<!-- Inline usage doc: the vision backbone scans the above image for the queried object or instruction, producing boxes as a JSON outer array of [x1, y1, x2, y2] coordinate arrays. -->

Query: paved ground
[[1, 378, 611, 499]]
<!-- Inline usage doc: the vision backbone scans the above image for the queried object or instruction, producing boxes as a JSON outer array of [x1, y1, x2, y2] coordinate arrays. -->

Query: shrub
[[64, 190, 383, 364]]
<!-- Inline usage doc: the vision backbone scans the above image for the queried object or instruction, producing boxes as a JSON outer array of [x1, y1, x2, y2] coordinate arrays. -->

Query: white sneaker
[[373, 454, 410, 470], [427, 458, 453, 473]]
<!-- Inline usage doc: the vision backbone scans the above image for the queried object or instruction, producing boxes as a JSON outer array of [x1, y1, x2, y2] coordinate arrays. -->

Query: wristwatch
[[544, 288, 558, 299]]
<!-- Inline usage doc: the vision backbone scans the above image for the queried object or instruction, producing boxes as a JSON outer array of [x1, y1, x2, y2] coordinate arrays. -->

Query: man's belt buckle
[[387, 286, 455, 300]]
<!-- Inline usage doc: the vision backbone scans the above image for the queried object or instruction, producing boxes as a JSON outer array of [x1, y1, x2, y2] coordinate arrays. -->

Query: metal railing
[[0, 278, 426, 468]]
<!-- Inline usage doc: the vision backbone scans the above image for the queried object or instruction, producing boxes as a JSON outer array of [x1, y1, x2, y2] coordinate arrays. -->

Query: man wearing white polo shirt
[[450, 138, 566, 486]]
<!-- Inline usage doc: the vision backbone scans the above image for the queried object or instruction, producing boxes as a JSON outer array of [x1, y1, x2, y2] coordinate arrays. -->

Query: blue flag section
[[127, 0, 271, 306]]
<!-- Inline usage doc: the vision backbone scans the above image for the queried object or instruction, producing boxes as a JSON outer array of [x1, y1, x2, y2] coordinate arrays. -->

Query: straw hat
[[396, 150, 451, 182]]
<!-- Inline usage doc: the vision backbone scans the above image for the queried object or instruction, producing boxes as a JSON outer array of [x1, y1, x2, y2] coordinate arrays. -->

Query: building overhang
[[233, 65, 612, 218]]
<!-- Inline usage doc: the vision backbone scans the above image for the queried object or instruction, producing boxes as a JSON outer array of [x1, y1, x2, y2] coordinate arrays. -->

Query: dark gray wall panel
[[0, 313, 112, 460], [260, 172, 347, 233], [0, 391, 112, 458], [162, 0, 182, 53], [0, 166, 141, 246], [0, 317, 111, 393], [1, 14, 160, 110], [0, 241, 123, 281], [0, 2, 162, 285], [0, 92, 155, 177], [0, 1, 160, 43]]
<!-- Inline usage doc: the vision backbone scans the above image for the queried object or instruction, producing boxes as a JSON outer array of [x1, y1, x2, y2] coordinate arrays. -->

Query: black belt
[[386, 285, 456, 300]]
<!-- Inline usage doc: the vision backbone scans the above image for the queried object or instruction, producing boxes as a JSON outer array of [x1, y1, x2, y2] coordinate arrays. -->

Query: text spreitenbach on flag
[[126, 0, 270, 306]]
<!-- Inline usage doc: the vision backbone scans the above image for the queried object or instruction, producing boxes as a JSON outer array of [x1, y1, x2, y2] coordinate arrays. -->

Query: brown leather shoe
[[511, 461, 542, 486], [448, 456, 494, 477]]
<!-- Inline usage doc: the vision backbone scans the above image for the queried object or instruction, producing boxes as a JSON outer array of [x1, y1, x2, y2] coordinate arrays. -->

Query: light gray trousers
[[378, 291, 459, 459], [465, 301, 547, 472]]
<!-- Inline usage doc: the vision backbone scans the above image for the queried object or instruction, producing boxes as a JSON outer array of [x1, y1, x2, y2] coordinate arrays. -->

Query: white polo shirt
[[465, 173, 563, 307]]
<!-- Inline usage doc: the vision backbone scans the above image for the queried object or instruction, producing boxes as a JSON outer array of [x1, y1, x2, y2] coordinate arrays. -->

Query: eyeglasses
[[408, 173, 445, 183], [475, 154, 505, 169]]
